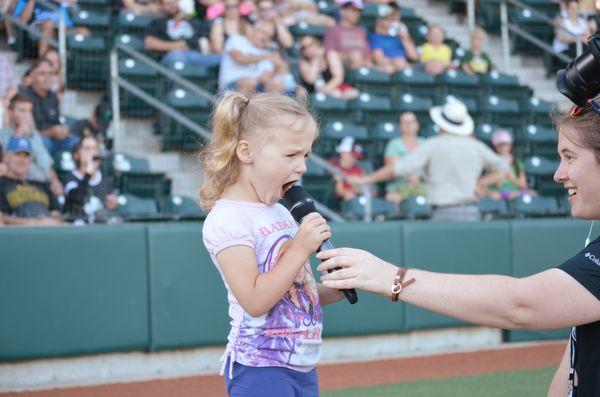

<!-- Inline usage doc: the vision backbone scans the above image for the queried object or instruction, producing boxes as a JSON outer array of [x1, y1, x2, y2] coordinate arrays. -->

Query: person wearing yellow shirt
[[419, 24, 452, 75]]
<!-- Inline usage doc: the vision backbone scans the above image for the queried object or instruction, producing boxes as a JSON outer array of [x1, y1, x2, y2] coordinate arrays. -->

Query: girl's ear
[[236, 139, 253, 164]]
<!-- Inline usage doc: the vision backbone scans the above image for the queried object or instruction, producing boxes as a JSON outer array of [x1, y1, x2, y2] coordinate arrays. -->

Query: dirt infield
[[2, 341, 565, 397]]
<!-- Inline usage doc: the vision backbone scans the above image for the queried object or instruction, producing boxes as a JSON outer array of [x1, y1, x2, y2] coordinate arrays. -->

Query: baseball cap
[[336, 136, 364, 158], [338, 0, 363, 9], [491, 129, 513, 146], [5, 136, 32, 155]]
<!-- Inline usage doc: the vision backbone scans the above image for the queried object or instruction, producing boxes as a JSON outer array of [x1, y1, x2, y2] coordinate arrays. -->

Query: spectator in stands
[[209, 0, 252, 54], [298, 35, 359, 99], [13, 0, 88, 56], [0, 94, 62, 195], [461, 27, 494, 75], [2, 0, 17, 46], [419, 24, 453, 75], [64, 136, 118, 224], [121, 0, 161, 15], [330, 136, 367, 202], [323, 0, 373, 70], [19, 63, 34, 89], [477, 129, 536, 201], [71, 101, 112, 145], [0, 136, 63, 226], [250, 0, 294, 48], [21, 58, 79, 156], [349, 98, 508, 221], [383, 111, 426, 205], [144, 0, 220, 68], [369, 4, 418, 73], [42, 48, 64, 100], [0, 54, 17, 129], [274, 0, 335, 27], [218, 22, 287, 94], [553, 0, 594, 59]]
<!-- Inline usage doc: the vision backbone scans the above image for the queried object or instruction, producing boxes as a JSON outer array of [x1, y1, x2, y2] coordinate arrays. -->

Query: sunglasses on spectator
[[570, 98, 600, 117]]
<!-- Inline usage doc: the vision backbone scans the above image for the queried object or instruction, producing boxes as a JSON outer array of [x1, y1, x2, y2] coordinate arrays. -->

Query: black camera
[[556, 33, 600, 107]]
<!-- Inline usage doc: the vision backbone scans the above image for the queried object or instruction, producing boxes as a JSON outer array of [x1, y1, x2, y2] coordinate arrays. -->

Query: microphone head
[[282, 182, 317, 222]]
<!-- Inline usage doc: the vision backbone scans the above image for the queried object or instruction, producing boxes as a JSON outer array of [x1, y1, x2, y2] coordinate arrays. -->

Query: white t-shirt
[[202, 199, 323, 375], [218, 35, 274, 89]]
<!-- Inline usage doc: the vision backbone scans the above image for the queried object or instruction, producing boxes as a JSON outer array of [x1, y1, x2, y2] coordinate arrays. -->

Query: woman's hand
[[317, 248, 398, 297]]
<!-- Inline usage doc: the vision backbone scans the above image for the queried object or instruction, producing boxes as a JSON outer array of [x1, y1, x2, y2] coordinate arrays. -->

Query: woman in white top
[[553, 0, 593, 55]]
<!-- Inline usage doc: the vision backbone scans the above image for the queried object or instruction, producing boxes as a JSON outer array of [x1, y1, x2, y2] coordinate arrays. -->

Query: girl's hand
[[317, 248, 398, 297], [292, 212, 331, 257]]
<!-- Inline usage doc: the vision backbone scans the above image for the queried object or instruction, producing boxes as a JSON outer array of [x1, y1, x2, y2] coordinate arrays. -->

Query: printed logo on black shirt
[[584, 252, 600, 267]]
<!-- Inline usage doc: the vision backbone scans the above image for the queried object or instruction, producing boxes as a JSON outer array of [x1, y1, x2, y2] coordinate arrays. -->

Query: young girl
[[200, 91, 344, 397]]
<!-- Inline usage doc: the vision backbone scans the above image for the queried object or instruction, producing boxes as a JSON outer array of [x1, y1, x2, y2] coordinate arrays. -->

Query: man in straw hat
[[349, 97, 509, 221]]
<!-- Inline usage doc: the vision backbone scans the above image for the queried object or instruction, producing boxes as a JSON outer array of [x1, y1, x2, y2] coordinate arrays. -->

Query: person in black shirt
[[316, 96, 600, 396], [144, 0, 220, 68], [63, 136, 119, 224], [21, 59, 79, 156], [0, 136, 62, 226], [70, 101, 113, 147]]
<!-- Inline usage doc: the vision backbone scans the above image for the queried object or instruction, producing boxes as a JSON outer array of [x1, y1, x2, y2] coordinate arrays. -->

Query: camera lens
[[556, 34, 600, 107]]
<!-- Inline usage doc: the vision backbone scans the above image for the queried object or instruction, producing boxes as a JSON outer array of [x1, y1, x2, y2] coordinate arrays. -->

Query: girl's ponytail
[[199, 92, 249, 210]]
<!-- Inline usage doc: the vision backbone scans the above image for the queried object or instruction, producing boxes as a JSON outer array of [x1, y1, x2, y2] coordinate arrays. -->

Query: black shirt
[[145, 16, 209, 50], [63, 170, 115, 222], [21, 86, 61, 132], [0, 176, 59, 217], [558, 236, 600, 396]]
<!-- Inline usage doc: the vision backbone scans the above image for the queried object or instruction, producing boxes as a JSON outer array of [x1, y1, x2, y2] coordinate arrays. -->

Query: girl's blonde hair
[[199, 90, 315, 211]]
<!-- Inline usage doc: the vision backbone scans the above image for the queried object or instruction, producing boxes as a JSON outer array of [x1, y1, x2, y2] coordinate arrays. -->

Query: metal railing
[[110, 44, 362, 222], [499, 0, 581, 72]]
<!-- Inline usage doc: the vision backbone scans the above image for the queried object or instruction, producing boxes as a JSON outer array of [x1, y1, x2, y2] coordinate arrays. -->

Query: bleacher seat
[[436, 69, 480, 101], [118, 10, 154, 37], [71, 9, 112, 40], [394, 93, 434, 128], [524, 155, 560, 195], [392, 68, 437, 101], [519, 124, 557, 157], [290, 22, 327, 39], [347, 67, 392, 97], [320, 120, 369, 156], [310, 93, 349, 124], [159, 195, 204, 220], [164, 60, 217, 93], [475, 123, 507, 146], [302, 160, 334, 208], [510, 8, 554, 55], [402, 195, 431, 220], [118, 57, 159, 117], [159, 87, 211, 150], [481, 72, 532, 107], [67, 34, 107, 89], [511, 194, 562, 217], [78, 0, 113, 13], [340, 196, 397, 220], [349, 93, 396, 125], [116, 33, 144, 52], [523, 97, 554, 127], [480, 95, 521, 131], [116, 194, 160, 221], [478, 197, 510, 220]]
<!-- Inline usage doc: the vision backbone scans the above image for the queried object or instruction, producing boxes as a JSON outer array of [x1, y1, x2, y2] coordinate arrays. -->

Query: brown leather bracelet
[[391, 267, 415, 302]]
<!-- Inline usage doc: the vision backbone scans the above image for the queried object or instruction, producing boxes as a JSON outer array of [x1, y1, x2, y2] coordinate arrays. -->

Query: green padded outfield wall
[[1, 219, 597, 361], [147, 223, 229, 350], [0, 225, 150, 361], [507, 219, 600, 342], [319, 221, 405, 337], [402, 221, 512, 331]]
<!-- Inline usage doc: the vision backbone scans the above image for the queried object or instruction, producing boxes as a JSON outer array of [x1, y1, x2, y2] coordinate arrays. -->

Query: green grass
[[322, 367, 557, 397]]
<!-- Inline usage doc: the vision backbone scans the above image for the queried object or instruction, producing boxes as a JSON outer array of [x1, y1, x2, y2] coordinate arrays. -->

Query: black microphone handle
[[317, 240, 358, 305]]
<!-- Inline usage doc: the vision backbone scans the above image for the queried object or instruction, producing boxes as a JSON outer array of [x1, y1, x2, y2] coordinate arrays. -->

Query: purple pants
[[224, 359, 319, 397]]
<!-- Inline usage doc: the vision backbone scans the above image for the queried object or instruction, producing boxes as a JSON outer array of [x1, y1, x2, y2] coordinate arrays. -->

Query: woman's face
[[567, 1, 580, 18], [300, 37, 322, 59], [493, 142, 512, 156], [45, 51, 60, 71], [76, 137, 100, 166], [554, 128, 600, 220]]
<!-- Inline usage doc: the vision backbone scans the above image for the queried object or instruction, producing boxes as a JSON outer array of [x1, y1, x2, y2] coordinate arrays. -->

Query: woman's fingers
[[316, 247, 355, 260], [322, 278, 357, 290]]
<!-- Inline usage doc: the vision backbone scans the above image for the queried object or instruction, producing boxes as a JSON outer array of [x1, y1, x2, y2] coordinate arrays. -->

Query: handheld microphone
[[283, 182, 358, 304]]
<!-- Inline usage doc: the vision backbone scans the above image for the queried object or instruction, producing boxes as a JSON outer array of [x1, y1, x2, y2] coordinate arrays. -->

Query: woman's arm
[[321, 50, 345, 92], [210, 19, 224, 53], [218, 213, 330, 317], [547, 342, 570, 397], [298, 58, 319, 84], [317, 248, 600, 330]]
